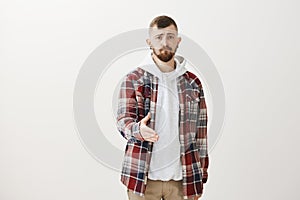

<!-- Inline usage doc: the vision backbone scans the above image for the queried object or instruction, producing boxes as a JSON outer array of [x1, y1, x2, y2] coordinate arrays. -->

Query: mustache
[[160, 46, 172, 51]]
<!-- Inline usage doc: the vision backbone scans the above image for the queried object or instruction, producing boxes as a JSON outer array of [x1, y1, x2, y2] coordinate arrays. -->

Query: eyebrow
[[153, 32, 176, 37]]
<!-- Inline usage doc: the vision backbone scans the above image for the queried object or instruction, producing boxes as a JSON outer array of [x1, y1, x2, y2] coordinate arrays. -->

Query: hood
[[139, 51, 187, 81]]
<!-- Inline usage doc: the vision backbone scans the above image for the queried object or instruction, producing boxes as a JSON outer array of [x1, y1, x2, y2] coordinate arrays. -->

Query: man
[[116, 15, 209, 200]]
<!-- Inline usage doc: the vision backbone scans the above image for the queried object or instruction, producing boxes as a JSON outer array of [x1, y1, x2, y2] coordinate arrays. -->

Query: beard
[[153, 47, 175, 62]]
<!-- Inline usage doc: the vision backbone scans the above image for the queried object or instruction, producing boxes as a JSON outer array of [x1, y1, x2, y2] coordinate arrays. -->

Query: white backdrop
[[1, 0, 299, 199]]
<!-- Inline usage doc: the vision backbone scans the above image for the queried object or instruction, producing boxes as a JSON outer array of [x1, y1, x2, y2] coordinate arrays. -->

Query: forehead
[[149, 25, 178, 36]]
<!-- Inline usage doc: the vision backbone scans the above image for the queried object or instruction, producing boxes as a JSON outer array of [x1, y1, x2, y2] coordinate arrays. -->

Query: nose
[[161, 36, 167, 46]]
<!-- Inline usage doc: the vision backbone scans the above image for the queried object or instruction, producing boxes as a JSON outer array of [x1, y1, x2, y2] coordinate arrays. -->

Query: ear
[[177, 36, 182, 44], [146, 38, 151, 46]]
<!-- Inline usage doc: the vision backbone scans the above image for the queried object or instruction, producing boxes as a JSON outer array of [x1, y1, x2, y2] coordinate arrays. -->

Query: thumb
[[141, 112, 151, 124]]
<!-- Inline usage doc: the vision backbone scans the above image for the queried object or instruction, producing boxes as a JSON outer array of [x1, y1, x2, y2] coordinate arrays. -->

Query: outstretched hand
[[194, 194, 202, 200], [140, 112, 159, 142]]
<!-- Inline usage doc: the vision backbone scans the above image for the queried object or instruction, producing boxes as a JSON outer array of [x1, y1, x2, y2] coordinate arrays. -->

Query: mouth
[[160, 49, 172, 54], [161, 46, 172, 51]]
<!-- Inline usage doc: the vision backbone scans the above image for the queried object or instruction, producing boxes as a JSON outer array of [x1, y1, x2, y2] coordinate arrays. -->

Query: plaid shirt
[[116, 67, 209, 199]]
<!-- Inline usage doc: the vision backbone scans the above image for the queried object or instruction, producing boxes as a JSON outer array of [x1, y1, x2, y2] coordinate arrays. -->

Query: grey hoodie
[[139, 52, 187, 181]]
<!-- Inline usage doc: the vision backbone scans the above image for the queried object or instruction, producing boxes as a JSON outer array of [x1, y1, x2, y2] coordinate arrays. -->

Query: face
[[147, 24, 181, 62]]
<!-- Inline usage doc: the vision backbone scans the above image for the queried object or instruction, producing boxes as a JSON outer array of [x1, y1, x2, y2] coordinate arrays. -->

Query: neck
[[151, 53, 176, 73]]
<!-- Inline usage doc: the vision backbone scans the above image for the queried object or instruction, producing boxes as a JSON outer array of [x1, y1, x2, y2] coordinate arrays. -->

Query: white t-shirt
[[148, 70, 182, 181]]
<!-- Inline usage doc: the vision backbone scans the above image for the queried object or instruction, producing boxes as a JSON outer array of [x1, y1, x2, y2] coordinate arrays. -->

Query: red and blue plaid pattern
[[116, 67, 208, 199]]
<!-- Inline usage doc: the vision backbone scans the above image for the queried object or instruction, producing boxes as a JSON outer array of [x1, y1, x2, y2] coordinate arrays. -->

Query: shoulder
[[123, 67, 144, 80], [183, 71, 203, 89], [123, 67, 155, 82]]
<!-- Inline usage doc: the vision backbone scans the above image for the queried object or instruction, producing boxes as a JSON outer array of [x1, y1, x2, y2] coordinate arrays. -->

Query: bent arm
[[116, 75, 144, 141]]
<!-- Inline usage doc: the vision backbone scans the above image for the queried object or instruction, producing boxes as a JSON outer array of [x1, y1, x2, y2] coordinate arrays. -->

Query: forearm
[[117, 116, 143, 141], [116, 76, 143, 141]]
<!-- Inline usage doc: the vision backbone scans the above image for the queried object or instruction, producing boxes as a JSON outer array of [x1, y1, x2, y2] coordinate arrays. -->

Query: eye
[[155, 35, 162, 40], [167, 35, 175, 40]]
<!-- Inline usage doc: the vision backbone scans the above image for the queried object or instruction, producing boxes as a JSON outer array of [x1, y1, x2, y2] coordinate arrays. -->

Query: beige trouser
[[127, 179, 196, 200]]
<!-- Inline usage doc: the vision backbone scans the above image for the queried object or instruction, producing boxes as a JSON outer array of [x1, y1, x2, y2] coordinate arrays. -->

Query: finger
[[141, 112, 151, 124], [153, 135, 159, 141], [144, 112, 151, 122], [144, 134, 159, 142], [145, 138, 156, 142], [144, 136, 159, 142]]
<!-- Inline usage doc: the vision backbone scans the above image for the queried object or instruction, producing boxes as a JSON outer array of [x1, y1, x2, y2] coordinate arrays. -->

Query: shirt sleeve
[[196, 80, 209, 183], [116, 74, 144, 141]]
